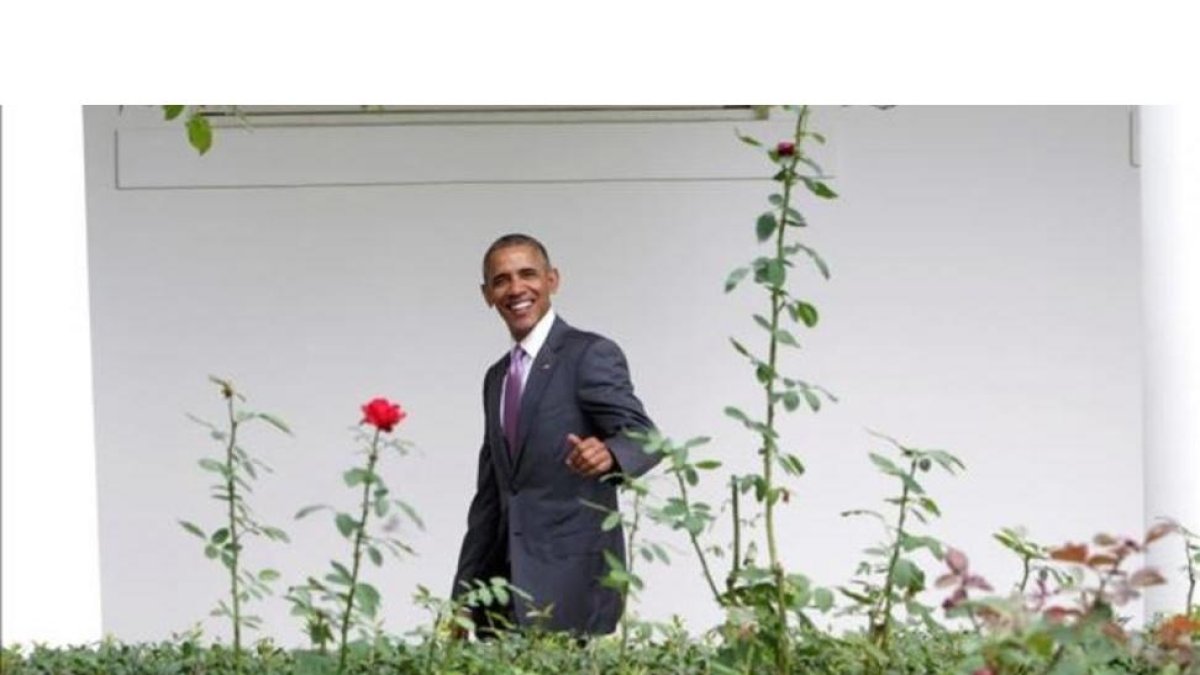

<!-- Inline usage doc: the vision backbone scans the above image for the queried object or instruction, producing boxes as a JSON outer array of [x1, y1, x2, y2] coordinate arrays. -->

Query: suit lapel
[[484, 358, 515, 481], [510, 316, 569, 477]]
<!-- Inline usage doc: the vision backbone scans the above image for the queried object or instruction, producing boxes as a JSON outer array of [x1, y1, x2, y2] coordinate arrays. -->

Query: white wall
[[1141, 106, 1200, 617], [83, 106, 1146, 645]]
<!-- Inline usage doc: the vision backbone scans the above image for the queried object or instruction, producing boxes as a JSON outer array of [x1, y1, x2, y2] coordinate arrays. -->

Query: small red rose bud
[[776, 141, 796, 157], [360, 397, 406, 433]]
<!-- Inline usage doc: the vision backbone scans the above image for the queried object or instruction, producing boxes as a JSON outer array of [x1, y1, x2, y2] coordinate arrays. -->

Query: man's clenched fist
[[564, 433, 615, 477]]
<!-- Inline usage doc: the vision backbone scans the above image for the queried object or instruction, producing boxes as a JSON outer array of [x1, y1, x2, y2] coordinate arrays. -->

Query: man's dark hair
[[481, 233, 552, 281]]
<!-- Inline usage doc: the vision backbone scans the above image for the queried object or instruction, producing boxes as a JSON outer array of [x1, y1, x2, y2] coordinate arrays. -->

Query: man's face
[[481, 244, 560, 341]]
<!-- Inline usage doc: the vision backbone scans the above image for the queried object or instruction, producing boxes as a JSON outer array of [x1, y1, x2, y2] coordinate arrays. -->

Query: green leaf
[[335, 513, 358, 538], [812, 587, 834, 612], [329, 561, 352, 584], [755, 364, 775, 385], [204, 545, 219, 559], [793, 301, 819, 328], [768, 193, 783, 206], [891, 558, 925, 593], [259, 569, 280, 582], [916, 496, 941, 517], [356, 582, 381, 617], [256, 413, 292, 435], [724, 267, 750, 293], [163, 105, 185, 121], [685, 467, 699, 487], [724, 406, 750, 424], [601, 512, 622, 531], [924, 449, 966, 474], [782, 391, 801, 412], [343, 468, 373, 487], [898, 533, 943, 556], [801, 387, 821, 412], [761, 259, 786, 288], [869, 453, 903, 477], [796, 156, 824, 176], [734, 128, 761, 147], [780, 453, 805, 476], [395, 499, 425, 530], [368, 546, 383, 567], [295, 504, 329, 520], [797, 245, 830, 280], [756, 213, 778, 243], [695, 460, 721, 470], [186, 114, 213, 155], [800, 177, 837, 199], [198, 458, 228, 475], [179, 520, 206, 539], [774, 328, 799, 347], [262, 526, 290, 543], [753, 314, 772, 332], [210, 528, 230, 545]]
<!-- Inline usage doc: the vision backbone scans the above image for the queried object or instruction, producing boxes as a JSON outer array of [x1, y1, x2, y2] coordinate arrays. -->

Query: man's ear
[[480, 283, 493, 307], [548, 267, 560, 294]]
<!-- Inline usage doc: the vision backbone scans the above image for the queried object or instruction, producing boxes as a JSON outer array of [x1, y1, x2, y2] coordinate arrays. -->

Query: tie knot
[[509, 345, 526, 373]]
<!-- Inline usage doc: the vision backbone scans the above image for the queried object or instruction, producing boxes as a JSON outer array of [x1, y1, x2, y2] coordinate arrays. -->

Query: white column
[[1141, 105, 1200, 619], [1, 106, 103, 645]]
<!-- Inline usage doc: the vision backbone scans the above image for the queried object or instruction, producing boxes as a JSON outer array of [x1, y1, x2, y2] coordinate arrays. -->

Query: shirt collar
[[516, 307, 556, 362]]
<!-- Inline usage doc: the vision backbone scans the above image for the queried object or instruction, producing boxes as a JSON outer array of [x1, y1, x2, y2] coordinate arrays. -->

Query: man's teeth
[[510, 300, 533, 311]]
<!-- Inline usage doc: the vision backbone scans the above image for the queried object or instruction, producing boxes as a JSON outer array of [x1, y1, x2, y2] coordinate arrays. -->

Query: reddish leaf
[[1117, 538, 1142, 555], [941, 588, 967, 610], [1050, 543, 1088, 563], [1145, 520, 1178, 545], [945, 547, 968, 574], [1093, 533, 1118, 546], [964, 574, 993, 591], [1102, 621, 1129, 643], [934, 572, 958, 589], [1129, 567, 1167, 587], [1157, 614, 1200, 648], [1043, 606, 1080, 623], [1086, 554, 1118, 568]]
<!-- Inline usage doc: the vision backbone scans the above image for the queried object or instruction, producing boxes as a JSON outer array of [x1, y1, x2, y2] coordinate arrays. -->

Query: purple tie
[[503, 345, 526, 456]]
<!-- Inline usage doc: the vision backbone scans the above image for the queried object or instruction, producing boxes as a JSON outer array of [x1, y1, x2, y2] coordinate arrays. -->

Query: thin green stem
[[761, 104, 810, 675], [619, 491, 643, 673], [674, 472, 723, 605], [424, 610, 440, 673], [1185, 537, 1196, 615], [338, 429, 381, 673], [1018, 554, 1032, 594], [223, 396, 243, 675], [877, 456, 919, 652], [728, 475, 741, 595]]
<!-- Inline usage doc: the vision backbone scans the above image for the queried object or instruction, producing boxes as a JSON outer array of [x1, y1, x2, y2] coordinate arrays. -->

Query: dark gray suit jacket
[[451, 316, 658, 635]]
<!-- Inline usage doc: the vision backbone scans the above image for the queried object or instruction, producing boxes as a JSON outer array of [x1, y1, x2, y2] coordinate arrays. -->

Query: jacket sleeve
[[451, 384, 503, 600], [576, 337, 660, 478]]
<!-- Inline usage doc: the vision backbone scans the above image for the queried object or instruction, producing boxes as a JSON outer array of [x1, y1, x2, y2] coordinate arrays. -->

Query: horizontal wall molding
[[114, 114, 836, 190]]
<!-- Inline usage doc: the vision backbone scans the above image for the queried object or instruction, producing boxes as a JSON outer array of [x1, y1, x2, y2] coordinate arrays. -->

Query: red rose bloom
[[360, 397, 406, 432], [776, 141, 796, 157]]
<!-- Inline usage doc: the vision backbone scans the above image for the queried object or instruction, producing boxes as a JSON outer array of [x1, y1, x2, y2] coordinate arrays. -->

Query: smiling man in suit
[[451, 233, 660, 637]]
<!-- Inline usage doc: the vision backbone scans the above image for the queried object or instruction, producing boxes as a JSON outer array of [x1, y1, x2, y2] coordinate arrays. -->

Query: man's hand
[[565, 433, 615, 477]]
